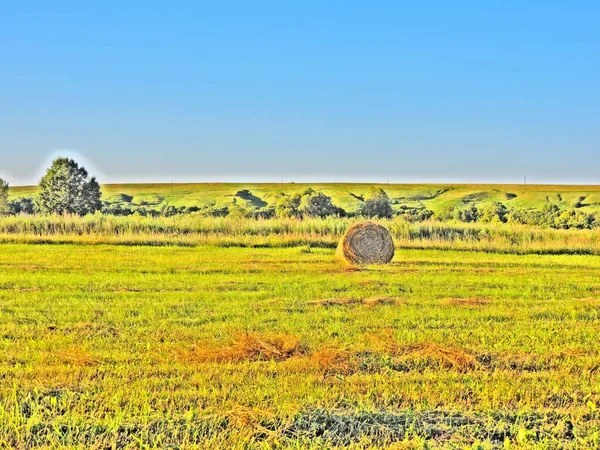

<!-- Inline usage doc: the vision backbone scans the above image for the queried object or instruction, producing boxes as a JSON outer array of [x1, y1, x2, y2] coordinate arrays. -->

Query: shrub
[[397, 206, 434, 222]]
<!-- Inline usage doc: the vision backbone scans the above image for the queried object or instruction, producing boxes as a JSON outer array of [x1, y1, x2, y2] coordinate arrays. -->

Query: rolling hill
[[9, 183, 600, 216]]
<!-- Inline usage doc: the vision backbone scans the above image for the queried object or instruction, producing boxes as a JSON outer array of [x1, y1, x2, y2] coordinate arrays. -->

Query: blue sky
[[1, 1, 599, 185]]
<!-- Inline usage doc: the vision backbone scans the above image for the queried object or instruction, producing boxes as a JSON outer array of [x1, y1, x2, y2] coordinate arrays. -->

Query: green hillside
[[10, 183, 600, 216]]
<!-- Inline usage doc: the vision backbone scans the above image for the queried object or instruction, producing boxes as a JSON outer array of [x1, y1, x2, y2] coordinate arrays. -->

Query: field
[[2, 231, 600, 448], [10, 183, 600, 216], [2, 184, 600, 448]]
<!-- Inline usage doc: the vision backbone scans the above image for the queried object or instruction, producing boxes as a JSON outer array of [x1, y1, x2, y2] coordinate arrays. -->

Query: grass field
[[2, 240, 600, 448], [10, 183, 600, 216]]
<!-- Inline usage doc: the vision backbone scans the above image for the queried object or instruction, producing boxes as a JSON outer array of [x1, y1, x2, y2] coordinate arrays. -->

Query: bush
[[397, 206, 434, 222], [358, 188, 393, 218]]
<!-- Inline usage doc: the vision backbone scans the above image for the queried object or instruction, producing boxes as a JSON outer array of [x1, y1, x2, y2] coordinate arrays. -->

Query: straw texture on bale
[[337, 221, 395, 265]]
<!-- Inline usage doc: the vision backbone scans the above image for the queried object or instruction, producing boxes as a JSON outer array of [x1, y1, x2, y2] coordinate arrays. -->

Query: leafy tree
[[8, 197, 35, 215], [455, 205, 480, 223], [35, 158, 102, 215], [275, 193, 303, 218], [298, 190, 344, 218], [228, 198, 253, 219], [359, 188, 394, 218], [0, 178, 8, 215], [553, 209, 595, 230], [276, 189, 344, 218], [478, 202, 509, 223]]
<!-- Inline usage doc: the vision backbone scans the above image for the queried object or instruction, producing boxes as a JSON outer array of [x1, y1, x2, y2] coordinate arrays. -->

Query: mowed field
[[10, 183, 600, 215], [2, 242, 600, 448]]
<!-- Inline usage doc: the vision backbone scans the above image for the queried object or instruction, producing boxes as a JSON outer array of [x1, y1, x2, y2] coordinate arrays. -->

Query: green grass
[[1, 242, 600, 448], [10, 182, 600, 215]]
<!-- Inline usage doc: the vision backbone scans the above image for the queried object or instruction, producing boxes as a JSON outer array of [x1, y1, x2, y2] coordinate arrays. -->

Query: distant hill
[[9, 183, 600, 216]]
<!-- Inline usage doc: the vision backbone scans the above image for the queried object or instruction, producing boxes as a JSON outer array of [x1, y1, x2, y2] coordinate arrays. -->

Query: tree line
[[2, 158, 600, 229]]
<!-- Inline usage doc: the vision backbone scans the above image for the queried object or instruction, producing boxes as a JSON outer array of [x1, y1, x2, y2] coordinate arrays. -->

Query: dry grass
[[394, 343, 478, 372], [180, 332, 306, 363], [309, 345, 356, 376]]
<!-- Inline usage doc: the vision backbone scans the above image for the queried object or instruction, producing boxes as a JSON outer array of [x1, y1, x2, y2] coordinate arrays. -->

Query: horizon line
[[9, 180, 600, 188]]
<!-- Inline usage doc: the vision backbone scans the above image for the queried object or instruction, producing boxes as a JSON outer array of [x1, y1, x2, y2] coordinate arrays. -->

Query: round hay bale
[[337, 221, 395, 265]]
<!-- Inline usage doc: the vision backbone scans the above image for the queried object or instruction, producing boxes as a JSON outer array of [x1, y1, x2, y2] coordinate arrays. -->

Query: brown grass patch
[[181, 332, 306, 363], [441, 297, 489, 307]]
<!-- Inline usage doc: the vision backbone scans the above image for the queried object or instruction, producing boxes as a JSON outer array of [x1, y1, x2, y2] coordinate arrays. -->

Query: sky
[[1, 1, 599, 186]]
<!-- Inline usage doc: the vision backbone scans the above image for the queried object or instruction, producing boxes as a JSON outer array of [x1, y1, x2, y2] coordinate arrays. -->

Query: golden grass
[[180, 332, 306, 363]]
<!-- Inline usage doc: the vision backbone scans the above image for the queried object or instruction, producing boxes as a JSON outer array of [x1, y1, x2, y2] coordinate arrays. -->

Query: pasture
[[1, 238, 600, 448]]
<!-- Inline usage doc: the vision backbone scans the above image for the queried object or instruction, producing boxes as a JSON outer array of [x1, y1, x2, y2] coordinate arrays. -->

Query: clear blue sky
[[1, 1, 599, 185]]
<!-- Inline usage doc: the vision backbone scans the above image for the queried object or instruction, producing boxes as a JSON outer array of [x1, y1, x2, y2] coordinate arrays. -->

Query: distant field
[[1, 244, 600, 448], [10, 183, 600, 215]]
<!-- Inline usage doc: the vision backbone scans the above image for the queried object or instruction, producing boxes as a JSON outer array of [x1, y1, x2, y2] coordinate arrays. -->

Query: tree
[[276, 189, 345, 218], [275, 193, 303, 218], [8, 197, 35, 215], [359, 188, 394, 218], [298, 190, 344, 218], [35, 158, 102, 215], [455, 205, 480, 223], [0, 178, 8, 215], [478, 202, 509, 223]]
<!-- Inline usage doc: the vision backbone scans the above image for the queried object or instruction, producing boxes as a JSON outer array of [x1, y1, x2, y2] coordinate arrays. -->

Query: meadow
[[1, 221, 600, 448], [2, 184, 600, 448]]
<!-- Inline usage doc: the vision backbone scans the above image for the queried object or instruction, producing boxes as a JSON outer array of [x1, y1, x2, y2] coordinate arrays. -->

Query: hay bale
[[337, 221, 394, 265]]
